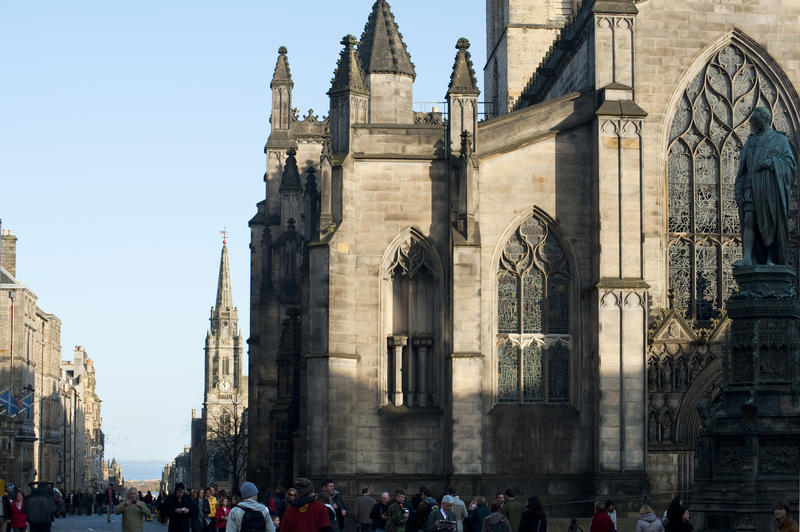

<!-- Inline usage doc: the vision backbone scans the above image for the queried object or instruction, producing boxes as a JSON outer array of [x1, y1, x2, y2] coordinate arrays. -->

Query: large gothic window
[[667, 40, 798, 321], [496, 214, 571, 404]]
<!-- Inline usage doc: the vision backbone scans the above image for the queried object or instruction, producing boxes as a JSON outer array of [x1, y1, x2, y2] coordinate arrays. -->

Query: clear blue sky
[[1, 1, 486, 480]]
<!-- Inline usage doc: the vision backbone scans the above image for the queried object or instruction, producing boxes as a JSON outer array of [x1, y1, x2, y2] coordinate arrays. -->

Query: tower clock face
[[218, 380, 232, 393]]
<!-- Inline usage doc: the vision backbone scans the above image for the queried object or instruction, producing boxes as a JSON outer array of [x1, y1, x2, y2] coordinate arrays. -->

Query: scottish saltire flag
[[0, 389, 19, 416], [19, 393, 33, 420]]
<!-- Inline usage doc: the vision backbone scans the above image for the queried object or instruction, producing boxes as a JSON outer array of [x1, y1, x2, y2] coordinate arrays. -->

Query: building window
[[667, 41, 798, 321], [496, 214, 571, 404], [383, 230, 441, 407]]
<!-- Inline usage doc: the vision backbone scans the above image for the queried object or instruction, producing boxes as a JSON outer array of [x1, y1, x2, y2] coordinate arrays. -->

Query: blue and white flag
[[0, 389, 19, 416], [19, 392, 33, 420]]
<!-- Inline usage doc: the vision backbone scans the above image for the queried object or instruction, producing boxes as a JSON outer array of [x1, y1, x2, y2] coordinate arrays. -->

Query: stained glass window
[[523, 343, 543, 402], [667, 42, 798, 321], [498, 339, 519, 403], [497, 214, 571, 404]]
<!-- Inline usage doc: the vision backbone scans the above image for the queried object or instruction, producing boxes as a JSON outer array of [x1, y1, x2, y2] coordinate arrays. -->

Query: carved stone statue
[[735, 106, 797, 266]]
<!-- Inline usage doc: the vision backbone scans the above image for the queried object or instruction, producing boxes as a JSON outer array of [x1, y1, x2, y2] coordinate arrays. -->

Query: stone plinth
[[693, 265, 800, 531]]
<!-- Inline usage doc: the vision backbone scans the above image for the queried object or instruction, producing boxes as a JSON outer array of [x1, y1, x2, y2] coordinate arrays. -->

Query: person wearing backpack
[[481, 501, 511, 532], [636, 505, 664, 532], [226, 483, 275, 532]]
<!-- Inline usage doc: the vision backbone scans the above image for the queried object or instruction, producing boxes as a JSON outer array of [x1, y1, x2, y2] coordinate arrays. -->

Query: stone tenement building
[[0, 229, 105, 491], [247, 0, 800, 508], [190, 240, 247, 490]]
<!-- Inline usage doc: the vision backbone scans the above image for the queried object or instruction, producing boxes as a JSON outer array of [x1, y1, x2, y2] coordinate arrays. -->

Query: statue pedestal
[[692, 265, 800, 531]]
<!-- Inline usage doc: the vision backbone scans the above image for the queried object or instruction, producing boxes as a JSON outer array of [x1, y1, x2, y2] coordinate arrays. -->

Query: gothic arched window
[[496, 214, 571, 404], [667, 39, 799, 321], [382, 230, 442, 408]]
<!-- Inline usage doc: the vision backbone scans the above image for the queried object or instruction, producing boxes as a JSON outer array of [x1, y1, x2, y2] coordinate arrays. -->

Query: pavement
[[52, 512, 165, 532]]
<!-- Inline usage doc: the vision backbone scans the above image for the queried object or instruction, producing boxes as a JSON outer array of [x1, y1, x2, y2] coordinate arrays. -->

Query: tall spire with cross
[[215, 230, 234, 313]]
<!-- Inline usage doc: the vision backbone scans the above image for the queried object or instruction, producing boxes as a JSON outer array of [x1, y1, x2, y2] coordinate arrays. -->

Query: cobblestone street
[[52, 513, 164, 532]]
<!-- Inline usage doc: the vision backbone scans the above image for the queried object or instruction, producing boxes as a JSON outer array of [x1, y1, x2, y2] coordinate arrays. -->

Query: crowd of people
[[1, 480, 798, 532]]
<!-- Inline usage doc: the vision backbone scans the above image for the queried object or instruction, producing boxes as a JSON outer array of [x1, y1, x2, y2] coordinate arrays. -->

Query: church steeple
[[215, 239, 234, 313]]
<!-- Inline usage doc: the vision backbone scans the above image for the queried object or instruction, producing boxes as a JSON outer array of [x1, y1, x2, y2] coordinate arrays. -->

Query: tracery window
[[667, 42, 798, 321], [383, 231, 441, 407], [497, 214, 571, 404]]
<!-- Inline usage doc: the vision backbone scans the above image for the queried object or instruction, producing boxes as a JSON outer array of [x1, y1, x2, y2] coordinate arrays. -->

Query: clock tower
[[193, 237, 247, 488]]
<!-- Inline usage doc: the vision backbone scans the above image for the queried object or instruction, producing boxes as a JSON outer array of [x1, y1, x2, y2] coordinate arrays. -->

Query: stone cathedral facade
[[192, 241, 247, 489], [248, 0, 800, 508]]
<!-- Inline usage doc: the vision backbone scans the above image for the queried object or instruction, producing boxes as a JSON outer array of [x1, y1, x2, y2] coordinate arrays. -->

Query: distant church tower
[[193, 238, 247, 489], [484, 0, 576, 116]]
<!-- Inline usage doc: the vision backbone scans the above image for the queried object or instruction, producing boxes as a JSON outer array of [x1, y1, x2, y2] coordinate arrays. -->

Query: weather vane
[[220, 227, 229, 245]]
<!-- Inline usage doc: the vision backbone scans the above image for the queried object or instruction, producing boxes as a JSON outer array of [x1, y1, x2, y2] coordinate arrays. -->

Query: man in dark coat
[[164, 483, 193, 532], [25, 486, 57, 532], [322, 480, 347, 530]]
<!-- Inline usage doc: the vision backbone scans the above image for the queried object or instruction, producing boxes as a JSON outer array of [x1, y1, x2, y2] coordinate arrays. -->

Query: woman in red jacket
[[9, 491, 27, 532], [215, 497, 231, 530]]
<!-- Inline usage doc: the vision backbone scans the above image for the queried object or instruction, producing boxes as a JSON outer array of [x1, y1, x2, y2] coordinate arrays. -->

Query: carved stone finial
[[342, 34, 358, 47], [456, 37, 470, 50], [286, 147, 297, 157], [278, 46, 287, 55]]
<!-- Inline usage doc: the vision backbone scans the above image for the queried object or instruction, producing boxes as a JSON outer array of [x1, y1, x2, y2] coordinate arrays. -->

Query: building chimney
[[1, 229, 18, 278]]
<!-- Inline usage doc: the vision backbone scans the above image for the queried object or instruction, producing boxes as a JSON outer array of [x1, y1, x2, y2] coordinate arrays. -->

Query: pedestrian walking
[[370, 493, 390, 532], [774, 500, 799, 532], [106, 485, 119, 523], [25, 486, 56, 532], [207, 491, 219, 532], [604, 501, 616, 531], [192, 489, 211, 532], [116, 488, 153, 532], [226, 482, 275, 532], [354, 488, 376, 532], [447, 490, 468, 532], [518, 497, 545, 532], [215, 497, 232, 531], [588, 502, 614, 532], [9, 492, 27, 532], [635, 505, 664, 532], [165, 483, 194, 532], [386, 490, 408, 532], [500, 491, 521, 532], [427, 496, 456, 532], [322, 481, 347, 531], [280, 478, 330, 532], [84, 490, 94, 516], [481, 501, 511, 532], [280, 490, 298, 519]]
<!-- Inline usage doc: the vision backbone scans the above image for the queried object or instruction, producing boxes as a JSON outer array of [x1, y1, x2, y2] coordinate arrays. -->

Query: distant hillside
[[125, 479, 161, 493]]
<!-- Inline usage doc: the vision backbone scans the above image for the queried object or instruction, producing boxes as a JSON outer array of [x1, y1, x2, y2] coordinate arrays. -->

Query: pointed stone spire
[[358, 0, 415, 80], [270, 46, 293, 88], [447, 38, 480, 96], [280, 148, 302, 191], [215, 241, 233, 312], [329, 35, 368, 95]]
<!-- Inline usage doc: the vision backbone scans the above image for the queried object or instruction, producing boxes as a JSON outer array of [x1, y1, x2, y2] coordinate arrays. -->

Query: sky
[[1, 1, 486, 480]]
